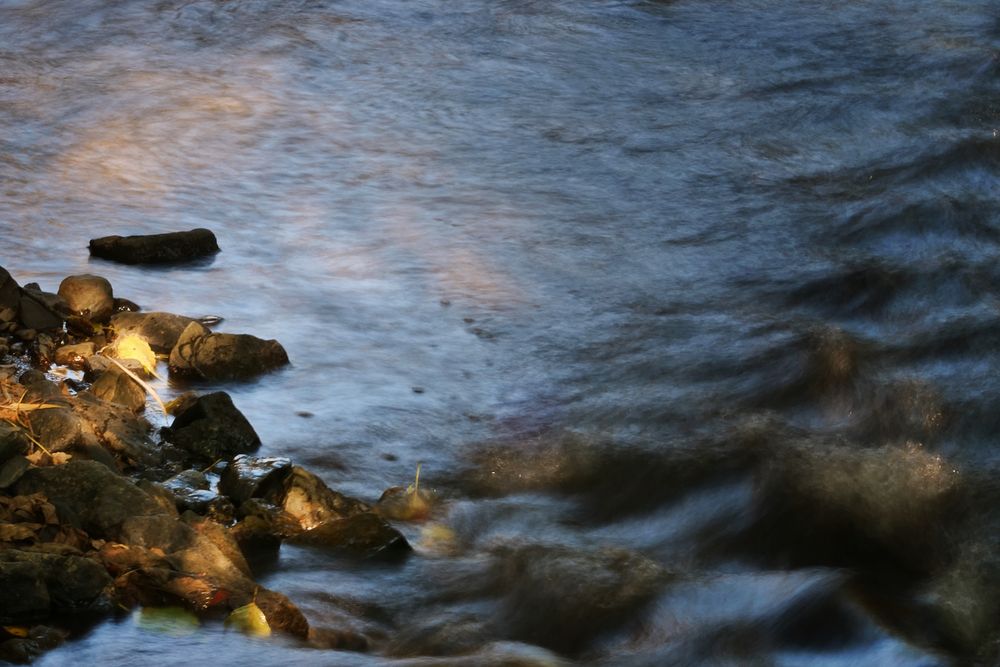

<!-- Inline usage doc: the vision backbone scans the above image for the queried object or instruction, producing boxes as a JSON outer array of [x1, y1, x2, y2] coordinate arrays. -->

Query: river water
[[2, 0, 999, 664]]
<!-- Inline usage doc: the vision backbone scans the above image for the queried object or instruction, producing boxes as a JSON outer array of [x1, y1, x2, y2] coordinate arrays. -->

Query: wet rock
[[277, 466, 369, 530], [13, 460, 164, 540], [72, 392, 160, 467], [53, 342, 95, 369], [0, 625, 67, 664], [120, 515, 193, 552], [110, 311, 198, 354], [84, 354, 144, 378], [219, 454, 292, 505], [57, 274, 114, 323], [168, 321, 289, 381], [26, 406, 84, 453], [113, 297, 141, 313], [291, 512, 411, 559], [160, 470, 218, 514], [161, 391, 260, 462], [490, 543, 667, 656], [18, 286, 68, 331], [0, 549, 111, 623], [90, 365, 146, 413], [230, 514, 284, 570], [89, 228, 220, 265], [182, 514, 252, 578]]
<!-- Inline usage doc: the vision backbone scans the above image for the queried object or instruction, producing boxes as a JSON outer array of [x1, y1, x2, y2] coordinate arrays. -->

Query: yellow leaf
[[112, 334, 157, 376], [3, 626, 29, 638], [135, 606, 199, 637], [225, 602, 271, 637]]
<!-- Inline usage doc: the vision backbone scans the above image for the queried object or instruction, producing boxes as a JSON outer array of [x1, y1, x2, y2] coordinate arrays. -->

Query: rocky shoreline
[[0, 237, 413, 662]]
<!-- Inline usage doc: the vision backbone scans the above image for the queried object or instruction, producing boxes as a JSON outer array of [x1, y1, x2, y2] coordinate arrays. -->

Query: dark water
[[3, 0, 1000, 664]]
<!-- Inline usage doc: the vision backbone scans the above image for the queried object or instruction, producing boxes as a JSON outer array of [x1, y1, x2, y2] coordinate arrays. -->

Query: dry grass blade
[[104, 356, 168, 416]]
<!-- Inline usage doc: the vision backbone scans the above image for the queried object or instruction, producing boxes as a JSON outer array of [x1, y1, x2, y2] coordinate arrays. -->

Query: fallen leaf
[[135, 606, 200, 637], [2, 626, 29, 638], [225, 601, 271, 637], [112, 334, 157, 376]]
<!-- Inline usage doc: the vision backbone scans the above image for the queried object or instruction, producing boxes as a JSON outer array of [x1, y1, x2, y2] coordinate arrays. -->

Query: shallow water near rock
[[3, 0, 1000, 664]]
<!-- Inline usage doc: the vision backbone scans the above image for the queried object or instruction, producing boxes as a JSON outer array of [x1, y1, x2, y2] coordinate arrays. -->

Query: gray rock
[[91, 365, 146, 413], [18, 287, 66, 331], [13, 460, 164, 540], [161, 469, 220, 514], [89, 228, 219, 265], [0, 422, 29, 463], [169, 321, 289, 381], [57, 274, 114, 323], [27, 406, 83, 452], [110, 311, 197, 354], [219, 455, 292, 505], [161, 391, 260, 462]]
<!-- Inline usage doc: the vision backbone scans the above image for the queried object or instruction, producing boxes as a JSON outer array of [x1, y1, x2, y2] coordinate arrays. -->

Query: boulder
[[90, 365, 147, 413], [277, 466, 369, 530], [57, 274, 114, 323], [161, 391, 260, 462], [169, 321, 289, 381], [160, 469, 219, 514], [0, 267, 21, 319], [89, 228, 219, 265], [12, 460, 164, 541], [18, 287, 67, 331], [219, 455, 292, 505], [110, 311, 197, 354], [291, 512, 411, 559]]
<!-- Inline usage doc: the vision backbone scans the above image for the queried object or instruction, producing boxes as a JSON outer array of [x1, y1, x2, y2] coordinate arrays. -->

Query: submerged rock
[[89, 228, 220, 265], [57, 274, 114, 324], [110, 311, 198, 354], [168, 321, 289, 381], [161, 391, 260, 462], [277, 466, 369, 530]]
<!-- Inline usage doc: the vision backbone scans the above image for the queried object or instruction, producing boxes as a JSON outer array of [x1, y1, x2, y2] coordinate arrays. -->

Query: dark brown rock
[[54, 342, 95, 369], [0, 549, 111, 623], [89, 228, 220, 265], [13, 460, 164, 540], [168, 321, 289, 381], [291, 512, 411, 559], [110, 311, 198, 354], [219, 455, 292, 505], [277, 466, 369, 530], [0, 267, 21, 320], [57, 274, 114, 323], [161, 391, 260, 462], [18, 287, 66, 331]]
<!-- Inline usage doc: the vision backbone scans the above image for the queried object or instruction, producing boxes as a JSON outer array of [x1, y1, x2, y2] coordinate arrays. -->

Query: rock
[[90, 365, 146, 413], [169, 321, 289, 381], [110, 311, 198, 354], [113, 297, 140, 313], [84, 354, 144, 378], [277, 466, 369, 530], [0, 549, 111, 623], [161, 391, 260, 462], [26, 407, 83, 453], [72, 392, 160, 467], [490, 544, 667, 655], [291, 512, 411, 559], [54, 342, 95, 369], [0, 422, 29, 463], [0, 456, 30, 489], [17, 286, 65, 331], [89, 228, 220, 265], [160, 470, 219, 514], [0, 267, 21, 319], [57, 274, 114, 323], [13, 460, 164, 541], [0, 625, 67, 664], [219, 455, 292, 505]]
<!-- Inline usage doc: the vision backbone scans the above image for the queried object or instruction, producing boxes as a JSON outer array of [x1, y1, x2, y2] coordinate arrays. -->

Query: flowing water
[[2, 0, 1000, 664]]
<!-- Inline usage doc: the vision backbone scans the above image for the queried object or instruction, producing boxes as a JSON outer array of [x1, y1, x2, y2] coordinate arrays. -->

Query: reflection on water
[[3, 0, 999, 664]]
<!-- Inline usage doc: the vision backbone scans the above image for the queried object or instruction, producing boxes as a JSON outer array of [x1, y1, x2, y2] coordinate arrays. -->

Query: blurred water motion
[[2, 0, 998, 664]]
